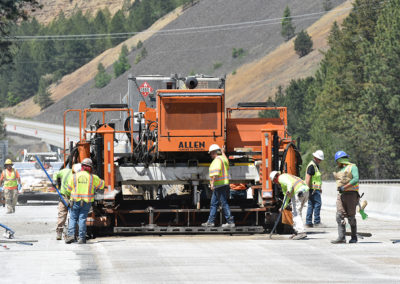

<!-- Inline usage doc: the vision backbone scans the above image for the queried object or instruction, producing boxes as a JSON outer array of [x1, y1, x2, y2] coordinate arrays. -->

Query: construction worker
[[65, 158, 104, 244], [331, 151, 359, 244], [53, 163, 81, 240], [270, 171, 309, 240], [0, 159, 22, 214], [305, 150, 324, 228], [202, 144, 235, 228], [230, 183, 247, 200]]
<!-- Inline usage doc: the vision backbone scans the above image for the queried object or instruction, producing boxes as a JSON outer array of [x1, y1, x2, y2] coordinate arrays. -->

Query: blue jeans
[[306, 190, 322, 225], [208, 185, 234, 224], [68, 201, 92, 240]]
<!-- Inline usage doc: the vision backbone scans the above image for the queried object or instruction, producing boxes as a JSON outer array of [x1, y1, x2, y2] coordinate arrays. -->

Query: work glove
[[337, 186, 345, 193], [0, 187, 3, 192], [17, 184, 22, 192]]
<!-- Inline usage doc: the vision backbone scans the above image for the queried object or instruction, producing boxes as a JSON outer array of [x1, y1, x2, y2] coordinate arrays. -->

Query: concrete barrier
[[321, 181, 400, 220]]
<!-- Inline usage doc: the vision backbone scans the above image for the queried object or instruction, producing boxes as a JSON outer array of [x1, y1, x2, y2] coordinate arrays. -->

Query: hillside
[[31, 0, 126, 24], [225, 0, 353, 111], [27, 0, 347, 125]]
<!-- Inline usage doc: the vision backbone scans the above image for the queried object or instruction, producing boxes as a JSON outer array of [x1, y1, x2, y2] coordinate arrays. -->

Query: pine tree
[[281, 6, 295, 41], [34, 75, 54, 110], [294, 30, 313, 57], [114, 45, 131, 78], [95, 63, 112, 88], [110, 10, 127, 46]]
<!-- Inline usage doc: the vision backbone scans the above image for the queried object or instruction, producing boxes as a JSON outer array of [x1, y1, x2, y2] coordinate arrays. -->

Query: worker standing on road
[[53, 163, 81, 240], [270, 171, 309, 240], [65, 158, 104, 244], [305, 150, 324, 228], [331, 151, 360, 244], [202, 144, 235, 228], [0, 159, 22, 214]]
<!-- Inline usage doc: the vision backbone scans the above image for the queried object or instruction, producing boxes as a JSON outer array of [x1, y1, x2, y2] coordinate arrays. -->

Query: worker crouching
[[331, 151, 360, 244], [65, 158, 104, 244], [270, 171, 309, 240], [202, 144, 235, 228]]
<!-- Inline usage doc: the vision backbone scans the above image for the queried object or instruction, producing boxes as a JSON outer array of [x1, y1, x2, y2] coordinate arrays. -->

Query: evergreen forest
[[0, 0, 192, 109], [263, 0, 400, 179]]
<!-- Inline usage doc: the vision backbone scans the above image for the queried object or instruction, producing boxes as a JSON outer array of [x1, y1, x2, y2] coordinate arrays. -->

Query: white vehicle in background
[[14, 150, 63, 204]]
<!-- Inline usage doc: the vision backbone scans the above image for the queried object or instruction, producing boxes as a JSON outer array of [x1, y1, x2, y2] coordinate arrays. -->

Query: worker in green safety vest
[[202, 144, 235, 228], [53, 163, 81, 240], [0, 159, 22, 214], [331, 151, 360, 244], [65, 158, 104, 244], [305, 150, 324, 228], [270, 171, 309, 240]]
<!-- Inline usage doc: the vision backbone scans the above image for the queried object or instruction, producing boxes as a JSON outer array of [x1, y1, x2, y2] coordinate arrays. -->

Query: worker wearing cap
[[202, 144, 235, 228], [0, 159, 22, 214], [305, 150, 324, 228], [331, 151, 359, 244], [53, 163, 81, 240], [270, 171, 309, 240], [65, 158, 104, 244]]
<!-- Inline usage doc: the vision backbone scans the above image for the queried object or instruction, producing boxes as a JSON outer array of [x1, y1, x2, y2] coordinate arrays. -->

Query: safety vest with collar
[[342, 164, 359, 192], [209, 155, 229, 186], [66, 171, 105, 202], [306, 160, 322, 190], [1, 169, 19, 190], [53, 168, 72, 196]]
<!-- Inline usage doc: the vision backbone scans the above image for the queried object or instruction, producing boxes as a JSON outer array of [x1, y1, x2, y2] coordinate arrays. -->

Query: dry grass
[[5, 6, 184, 118], [225, 1, 353, 115], [31, 0, 126, 25]]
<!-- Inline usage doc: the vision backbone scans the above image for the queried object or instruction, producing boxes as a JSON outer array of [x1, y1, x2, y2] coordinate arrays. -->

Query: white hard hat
[[269, 171, 280, 181], [72, 163, 81, 173], [208, 144, 221, 153], [313, 150, 324, 160]]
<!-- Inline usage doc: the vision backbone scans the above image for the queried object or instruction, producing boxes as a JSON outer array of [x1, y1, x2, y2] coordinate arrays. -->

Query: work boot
[[292, 233, 307, 240], [349, 236, 358, 243], [221, 222, 235, 228], [56, 231, 62, 240], [65, 235, 75, 244], [305, 224, 313, 228], [289, 233, 297, 239], [331, 223, 346, 244], [313, 223, 324, 228], [77, 238, 86, 244], [6, 211, 12, 214], [201, 222, 215, 227]]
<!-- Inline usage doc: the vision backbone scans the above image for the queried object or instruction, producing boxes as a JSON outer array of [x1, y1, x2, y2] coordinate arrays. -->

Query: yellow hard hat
[[4, 159, 13, 165]]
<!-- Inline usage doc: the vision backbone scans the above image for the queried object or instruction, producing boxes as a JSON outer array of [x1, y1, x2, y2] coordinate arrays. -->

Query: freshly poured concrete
[[0, 201, 399, 283]]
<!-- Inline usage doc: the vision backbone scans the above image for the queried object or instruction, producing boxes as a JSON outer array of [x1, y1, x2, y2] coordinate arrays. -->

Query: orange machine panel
[[158, 90, 225, 152], [226, 118, 286, 152]]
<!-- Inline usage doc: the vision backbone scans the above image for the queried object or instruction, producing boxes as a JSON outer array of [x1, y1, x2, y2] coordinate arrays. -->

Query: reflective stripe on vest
[[288, 174, 307, 193], [71, 172, 95, 202], [344, 164, 359, 192], [307, 160, 322, 190], [3, 170, 18, 190], [214, 156, 229, 186]]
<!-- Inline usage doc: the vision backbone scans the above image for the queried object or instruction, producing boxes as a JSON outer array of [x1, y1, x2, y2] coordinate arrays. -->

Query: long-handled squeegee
[[269, 194, 289, 239], [35, 156, 69, 208]]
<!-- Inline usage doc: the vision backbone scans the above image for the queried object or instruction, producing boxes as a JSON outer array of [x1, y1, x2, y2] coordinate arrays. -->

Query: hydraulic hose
[[35, 155, 69, 208]]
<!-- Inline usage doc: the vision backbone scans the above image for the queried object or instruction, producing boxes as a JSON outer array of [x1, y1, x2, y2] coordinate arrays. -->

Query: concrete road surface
[[0, 202, 399, 284]]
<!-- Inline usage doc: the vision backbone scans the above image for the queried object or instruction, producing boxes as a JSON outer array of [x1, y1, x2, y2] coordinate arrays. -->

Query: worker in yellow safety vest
[[53, 163, 81, 240], [305, 150, 324, 228], [0, 159, 22, 214], [65, 158, 104, 244], [202, 144, 235, 228], [270, 171, 309, 240]]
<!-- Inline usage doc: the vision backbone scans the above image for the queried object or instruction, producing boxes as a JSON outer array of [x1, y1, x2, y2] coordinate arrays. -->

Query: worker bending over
[[331, 151, 359, 244], [270, 171, 309, 240], [0, 159, 22, 214], [53, 163, 81, 240], [202, 144, 235, 228], [305, 150, 324, 228], [65, 158, 104, 244]]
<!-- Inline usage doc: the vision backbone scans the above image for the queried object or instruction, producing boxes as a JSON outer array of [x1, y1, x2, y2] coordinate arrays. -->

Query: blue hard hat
[[335, 151, 348, 161]]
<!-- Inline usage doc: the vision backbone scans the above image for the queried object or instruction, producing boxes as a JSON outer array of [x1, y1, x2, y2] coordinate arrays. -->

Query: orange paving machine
[[63, 75, 301, 235]]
